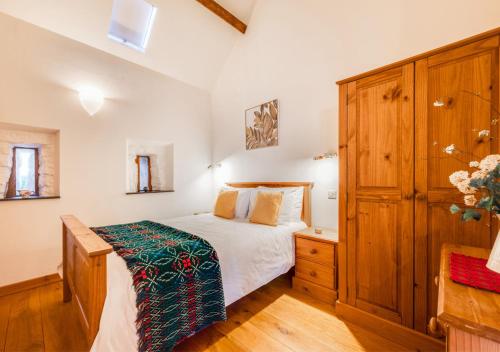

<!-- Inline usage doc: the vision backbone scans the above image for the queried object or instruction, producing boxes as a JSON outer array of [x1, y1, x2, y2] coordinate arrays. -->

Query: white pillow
[[221, 186, 253, 219], [248, 186, 304, 224]]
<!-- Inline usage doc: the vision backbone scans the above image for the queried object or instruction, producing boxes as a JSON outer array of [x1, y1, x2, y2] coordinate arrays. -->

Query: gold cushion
[[250, 191, 283, 226], [214, 190, 239, 219]]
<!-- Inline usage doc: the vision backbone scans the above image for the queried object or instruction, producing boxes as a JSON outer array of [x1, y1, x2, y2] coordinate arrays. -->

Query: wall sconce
[[313, 152, 337, 161], [208, 162, 222, 169], [79, 87, 104, 116]]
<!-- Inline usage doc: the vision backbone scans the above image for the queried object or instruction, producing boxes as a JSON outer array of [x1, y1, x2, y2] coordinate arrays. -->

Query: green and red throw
[[92, 220, 226, 352]]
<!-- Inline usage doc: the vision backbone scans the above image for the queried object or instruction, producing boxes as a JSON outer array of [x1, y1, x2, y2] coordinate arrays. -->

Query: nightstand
[[292, 227, 338, 304]]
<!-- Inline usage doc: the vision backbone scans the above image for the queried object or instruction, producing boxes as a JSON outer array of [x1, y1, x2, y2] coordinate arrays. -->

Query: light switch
[[328, 190, 337, 200]]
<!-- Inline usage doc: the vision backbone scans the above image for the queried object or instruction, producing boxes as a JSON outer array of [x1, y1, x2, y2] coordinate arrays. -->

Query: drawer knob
[[310, 249, 318, 254], [309, 271, 317, 277], [303, 286, 309, 292]]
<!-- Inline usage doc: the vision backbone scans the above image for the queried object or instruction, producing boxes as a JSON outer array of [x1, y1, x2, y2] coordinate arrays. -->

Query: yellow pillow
[[249, 191, 283, 226], [214, 190, 239, 219]]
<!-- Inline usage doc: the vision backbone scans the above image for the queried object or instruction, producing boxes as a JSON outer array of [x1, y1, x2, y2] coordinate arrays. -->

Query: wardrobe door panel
[[414, 36, 499, 333], [357, 80, 400, 188], [346, 63, 414, 328], [356, 201, 398, 312], [428, 53, 492, 189]]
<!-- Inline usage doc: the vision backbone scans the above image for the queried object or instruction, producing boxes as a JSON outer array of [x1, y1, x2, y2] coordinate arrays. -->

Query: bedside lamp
[[208, 162, 222, 169], [313, 152, 337, 161]]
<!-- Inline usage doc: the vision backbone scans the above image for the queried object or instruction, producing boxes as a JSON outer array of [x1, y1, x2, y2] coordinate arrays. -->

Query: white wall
[[211, 0, 500, 229], [0, 14, 213, 286], [0, 0, 244, 91]]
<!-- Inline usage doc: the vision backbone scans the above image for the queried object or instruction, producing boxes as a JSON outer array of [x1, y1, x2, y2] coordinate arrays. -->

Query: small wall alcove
[[0, 122, 60, 201], [126, 139, 174, 195]]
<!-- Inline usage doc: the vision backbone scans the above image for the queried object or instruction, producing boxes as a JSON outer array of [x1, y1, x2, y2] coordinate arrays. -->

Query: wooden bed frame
[[61, 182, 313, 346]]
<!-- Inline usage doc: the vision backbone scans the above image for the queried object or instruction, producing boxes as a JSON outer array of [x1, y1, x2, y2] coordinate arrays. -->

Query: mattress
[[91, 213, 306, 352]]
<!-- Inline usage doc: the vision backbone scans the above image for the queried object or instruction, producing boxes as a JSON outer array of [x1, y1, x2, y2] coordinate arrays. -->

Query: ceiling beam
[[196, 0, 247, 34]]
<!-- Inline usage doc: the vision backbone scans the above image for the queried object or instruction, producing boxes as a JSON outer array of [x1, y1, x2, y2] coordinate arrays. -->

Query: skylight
[[108, 0, 157, 52]]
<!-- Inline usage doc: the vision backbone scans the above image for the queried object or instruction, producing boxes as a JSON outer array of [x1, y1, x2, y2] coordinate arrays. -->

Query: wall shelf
[[125, 190, 174, 195], [0, 195, 60, 202]]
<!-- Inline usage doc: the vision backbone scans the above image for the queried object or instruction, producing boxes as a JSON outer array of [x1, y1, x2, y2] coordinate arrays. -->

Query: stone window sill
[[0, 195, 61, 202], [126, 190, 174, 195]]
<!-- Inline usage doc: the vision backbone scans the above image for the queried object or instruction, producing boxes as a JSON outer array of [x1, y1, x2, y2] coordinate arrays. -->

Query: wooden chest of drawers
[[292, 227, 338, 304], [437, 244, 500, 352]]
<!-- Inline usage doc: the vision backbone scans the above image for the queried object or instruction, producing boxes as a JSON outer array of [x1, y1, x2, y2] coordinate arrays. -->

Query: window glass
[[108, 0, 157, 51], [15, 148, 36, 194], [139, 156, 150, 191]]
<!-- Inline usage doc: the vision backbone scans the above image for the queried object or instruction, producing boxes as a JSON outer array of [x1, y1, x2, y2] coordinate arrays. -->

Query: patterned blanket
[[92, 221, 226, 352]]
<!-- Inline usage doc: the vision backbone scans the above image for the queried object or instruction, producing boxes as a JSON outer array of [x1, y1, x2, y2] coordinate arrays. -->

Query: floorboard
[[0, 278, 417, 352], [4, 288, 44, 352], [38, 283, 87, 352]]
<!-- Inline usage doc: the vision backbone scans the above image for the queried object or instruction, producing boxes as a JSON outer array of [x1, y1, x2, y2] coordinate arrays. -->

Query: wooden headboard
[[226, 182, 313, 227]]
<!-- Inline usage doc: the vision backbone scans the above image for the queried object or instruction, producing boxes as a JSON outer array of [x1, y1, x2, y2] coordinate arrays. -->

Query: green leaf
[[469, 178, 485, 188], [462, 209, 482, 222], [494, 163, 500, 177], [477, 197, 493, 211], [450, 204, 461, 214]]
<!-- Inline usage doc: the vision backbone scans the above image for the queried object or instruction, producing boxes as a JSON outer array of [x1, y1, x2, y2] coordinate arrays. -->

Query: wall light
[[79, 87, 104, 116], [313, 152, 337, 161], [208, 162, 222, 169]]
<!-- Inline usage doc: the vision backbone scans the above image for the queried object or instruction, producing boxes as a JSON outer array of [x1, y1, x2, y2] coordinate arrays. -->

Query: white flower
[[478, 129, 490, 138], [464, 195, 477, 206], [456, 180, 477, 195], [479, 154, 500, 172], [444, 144, 456, 155], [469, 161, 480, 168], [449, 170, 469, 187], [471, 169, 488, 180]]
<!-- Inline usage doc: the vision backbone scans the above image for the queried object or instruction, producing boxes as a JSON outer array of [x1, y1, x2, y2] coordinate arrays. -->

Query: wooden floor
[[0, 278, 415, 352]]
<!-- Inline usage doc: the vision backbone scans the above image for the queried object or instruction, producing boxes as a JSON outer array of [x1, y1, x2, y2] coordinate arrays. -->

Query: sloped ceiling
[[0, 0, 256, 91], [216, 0, 256, 23]]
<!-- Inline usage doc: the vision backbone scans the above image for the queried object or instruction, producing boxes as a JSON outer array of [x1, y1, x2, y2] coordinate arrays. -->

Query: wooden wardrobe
[[338, 29, 499, 339]]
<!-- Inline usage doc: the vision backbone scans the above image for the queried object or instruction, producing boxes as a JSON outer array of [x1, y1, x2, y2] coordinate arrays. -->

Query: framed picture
[[245, 99, 279, 150]]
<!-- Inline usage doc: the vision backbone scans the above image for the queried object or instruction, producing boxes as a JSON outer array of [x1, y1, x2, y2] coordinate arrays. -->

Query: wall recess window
[[126, 140, 174, 195], [108, 0, 157, 52], [6, 147, 39, 198], [136, 155, 152, 192], [0, 122, 60, 201]]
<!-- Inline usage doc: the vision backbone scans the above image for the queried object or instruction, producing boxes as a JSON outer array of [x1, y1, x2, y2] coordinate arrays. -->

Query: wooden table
[[437, 243, 500, 351]]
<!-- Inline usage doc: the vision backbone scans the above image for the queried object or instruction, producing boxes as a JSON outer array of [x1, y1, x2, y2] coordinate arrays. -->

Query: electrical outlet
[[328, 190, 337, 200]]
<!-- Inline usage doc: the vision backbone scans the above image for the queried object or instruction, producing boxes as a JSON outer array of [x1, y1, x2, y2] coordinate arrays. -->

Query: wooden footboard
[[61, 215, 113, 347]]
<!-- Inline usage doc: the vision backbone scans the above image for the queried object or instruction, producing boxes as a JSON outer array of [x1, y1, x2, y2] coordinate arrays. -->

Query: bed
[[60, 182, 312, 350]]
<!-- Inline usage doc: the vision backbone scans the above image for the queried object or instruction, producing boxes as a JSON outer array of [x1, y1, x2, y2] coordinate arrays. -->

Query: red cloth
[[450, 252, 500, 294]]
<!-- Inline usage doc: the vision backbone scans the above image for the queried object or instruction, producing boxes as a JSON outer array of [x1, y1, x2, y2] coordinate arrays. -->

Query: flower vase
[[486, 214, 500, 273]]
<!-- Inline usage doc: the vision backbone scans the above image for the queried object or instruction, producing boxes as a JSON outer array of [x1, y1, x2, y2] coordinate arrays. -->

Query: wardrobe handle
[[428, 317, 445, 337], [415, 193, 427, 201], [404, 192, 414, 200]]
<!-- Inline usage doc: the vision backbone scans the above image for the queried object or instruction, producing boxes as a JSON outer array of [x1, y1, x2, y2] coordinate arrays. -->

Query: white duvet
[[91, 213, 306, 352]]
